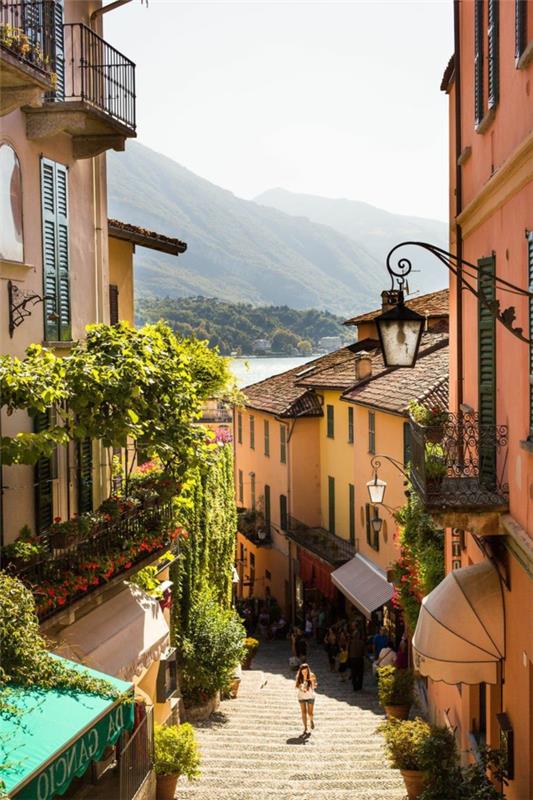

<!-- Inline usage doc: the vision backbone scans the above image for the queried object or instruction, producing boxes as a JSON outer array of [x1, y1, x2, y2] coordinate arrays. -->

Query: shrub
[[419, 740, 506, 800], [243, 637, 260, 660], [378, 717, 432, 771], [179, 591, 246, 700], [377, 666, 415, 707], [425, 443, 447, 480], [408, 400, 448, 428], [153, 723, 200, 780]]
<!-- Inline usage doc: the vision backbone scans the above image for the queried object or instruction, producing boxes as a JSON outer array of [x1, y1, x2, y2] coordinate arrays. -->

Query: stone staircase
[[175, 640, 406, 800]]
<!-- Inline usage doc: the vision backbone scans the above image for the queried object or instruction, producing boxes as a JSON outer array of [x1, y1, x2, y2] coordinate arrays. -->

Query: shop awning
[[53, 584, 170, 681], [412, 561, 504, 685], [331, 554, 393, 619], [1, 658, 134, 800]]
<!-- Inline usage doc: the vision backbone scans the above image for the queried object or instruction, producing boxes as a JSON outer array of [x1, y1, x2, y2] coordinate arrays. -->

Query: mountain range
[[107, 142, 448, 316]]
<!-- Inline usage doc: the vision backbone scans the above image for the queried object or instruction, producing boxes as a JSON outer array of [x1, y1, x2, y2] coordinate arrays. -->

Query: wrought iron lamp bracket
[[385, 241, 532, 344], [370, 454, 410, 482], [8, 280, 51, 338]]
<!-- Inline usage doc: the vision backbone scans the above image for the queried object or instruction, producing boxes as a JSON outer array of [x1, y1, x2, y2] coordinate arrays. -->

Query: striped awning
[[331, 554, 393, 619]]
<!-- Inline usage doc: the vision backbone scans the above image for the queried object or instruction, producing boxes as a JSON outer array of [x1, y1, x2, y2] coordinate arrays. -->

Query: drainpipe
[[454, 0, 464, 411]]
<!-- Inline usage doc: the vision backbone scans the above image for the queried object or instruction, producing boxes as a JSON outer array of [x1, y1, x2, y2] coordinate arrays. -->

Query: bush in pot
[[154, 723, 200, 800], [378, 717, 431, 799], [418, 734, 507, 800], [377, 666, 414, 719], [242, 637, 259, 669]]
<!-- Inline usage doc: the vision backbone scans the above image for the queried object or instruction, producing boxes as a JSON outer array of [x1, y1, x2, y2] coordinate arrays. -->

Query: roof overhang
[[108, 219, 187, 255]]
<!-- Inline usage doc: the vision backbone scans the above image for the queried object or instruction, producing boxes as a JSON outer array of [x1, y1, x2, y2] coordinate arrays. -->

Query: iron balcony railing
[[10, 500, 174, 620], [0, 0, 56, 74], [59, 22, 136, 131], [237, 509, 272, 546], [286, 516, 356, 566], [119, 706, 154, 800], [409, 412, 509, 511]]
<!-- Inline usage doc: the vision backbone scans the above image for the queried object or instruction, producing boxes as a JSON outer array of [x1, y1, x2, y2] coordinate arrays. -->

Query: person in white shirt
[[295, 662, 318, 737], [372, 645, 397, 676]]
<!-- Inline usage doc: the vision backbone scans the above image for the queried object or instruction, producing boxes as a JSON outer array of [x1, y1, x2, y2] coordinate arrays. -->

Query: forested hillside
[[135, 297, 351, 355]]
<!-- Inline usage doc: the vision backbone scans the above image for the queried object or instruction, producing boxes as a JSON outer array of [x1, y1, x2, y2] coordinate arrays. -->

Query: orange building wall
[[289, 417, 322, 528]]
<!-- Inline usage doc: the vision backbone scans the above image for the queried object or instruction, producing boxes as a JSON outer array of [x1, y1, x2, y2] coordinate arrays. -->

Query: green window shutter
[[250, 474, 256, 510], [264, 420, 270, 456], [238, 469, 244, 503], [46, 0, 65, 101], [368, 411, 376, 454], [109, 284, 119, 325], [475, 0, 484, 125], [249, 415, 255, 449], [348, 407, 354, 443], [264, 485, 271, 530], [326, 405, 334, 438], [516, 0, 527, 61], [488, 0, 499, 110], [77, 438, 93, 514], [349, 484, 355, 544], [280, 494, 288, 531], [41, 158, 71, 341], [365, 502, 371, 546], [280, 424, 287, 464], [403, 421, 411, 466], [34, 412, 53, 533], [478, 256, 497, 483], [328, 476, 335, 534], [527, 233, 533, 438], [237, 412, 242, 444]]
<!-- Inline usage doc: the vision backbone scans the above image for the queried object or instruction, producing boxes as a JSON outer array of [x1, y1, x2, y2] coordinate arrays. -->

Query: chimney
[[381, 289, 402, 312], [355, 352, 372, 381]]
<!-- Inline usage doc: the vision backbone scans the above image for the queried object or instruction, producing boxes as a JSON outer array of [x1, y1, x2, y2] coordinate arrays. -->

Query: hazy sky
[[106, 0, 453, 221]]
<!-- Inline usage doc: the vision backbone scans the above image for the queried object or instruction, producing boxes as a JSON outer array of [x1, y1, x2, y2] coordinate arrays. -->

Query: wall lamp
[[366, 455, 410, 506]]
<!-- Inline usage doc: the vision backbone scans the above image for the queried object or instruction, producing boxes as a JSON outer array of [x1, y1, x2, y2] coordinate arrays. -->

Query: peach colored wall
[[236, 531, 289, 611], [108, 236, 135, 325]]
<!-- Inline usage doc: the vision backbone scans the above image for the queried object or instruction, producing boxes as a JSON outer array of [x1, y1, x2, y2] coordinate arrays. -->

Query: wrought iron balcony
[[409, 412, 509, 513], [5, 500, 176, 621], [237, 509, 272, 546], [286, 517, 356, 566], [0, 0, 56, 114]]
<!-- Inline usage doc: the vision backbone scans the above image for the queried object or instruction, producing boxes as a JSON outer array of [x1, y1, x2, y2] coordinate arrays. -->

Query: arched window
[[0, 144, 23, 262]]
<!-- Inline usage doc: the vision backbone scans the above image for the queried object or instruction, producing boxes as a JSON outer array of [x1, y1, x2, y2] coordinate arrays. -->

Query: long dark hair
[[295, 663, 311, 686]]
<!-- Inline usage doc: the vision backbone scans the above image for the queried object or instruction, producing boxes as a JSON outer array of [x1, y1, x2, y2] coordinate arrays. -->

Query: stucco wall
[[109, 237, 135, 325]]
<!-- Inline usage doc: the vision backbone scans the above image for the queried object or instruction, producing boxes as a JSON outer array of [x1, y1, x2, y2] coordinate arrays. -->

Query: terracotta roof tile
[[108, 219, 187, 255], [441, 54, 455, 92], [343, 288, 449, 327]]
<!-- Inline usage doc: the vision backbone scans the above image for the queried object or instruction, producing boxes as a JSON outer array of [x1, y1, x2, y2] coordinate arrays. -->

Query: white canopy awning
[[413, 561, 504, 685], [331, 554, 393, 619], [53, 584, 170, 681]]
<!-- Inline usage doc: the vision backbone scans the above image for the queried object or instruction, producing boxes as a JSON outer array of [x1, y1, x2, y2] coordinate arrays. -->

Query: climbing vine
[[390, 493, 445, 633]]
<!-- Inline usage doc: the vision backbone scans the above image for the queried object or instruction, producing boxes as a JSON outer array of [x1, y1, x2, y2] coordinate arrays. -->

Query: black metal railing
[[0, 0, 55, 74], [286, 516, 356, 566], [409, 412, 509, 511], [119, 706, 154, 800], [59, 22, 136, 130], [9, 500, 174, 620], [237, 509, 272, 546]]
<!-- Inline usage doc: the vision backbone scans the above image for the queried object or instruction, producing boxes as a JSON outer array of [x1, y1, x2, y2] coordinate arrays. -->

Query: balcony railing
[[286, 517, 356, 566], [409, 412, 509, 512], [58, 22, 136, 131], [237, 509, 272, 546], [0, 0, 55, 74], [7, 500, 175, 620]]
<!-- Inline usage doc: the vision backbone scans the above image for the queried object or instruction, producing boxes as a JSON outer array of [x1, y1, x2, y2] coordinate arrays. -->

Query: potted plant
[[424, 442, 447, 492], [1, 527, 44, 569], [47, 517, 79, 548], [377, 665, 414, 719], [242, 637, 259, 669], [154, 723, 200, 800], [408, 401, 448, 443], [378, 717, 431, 799]]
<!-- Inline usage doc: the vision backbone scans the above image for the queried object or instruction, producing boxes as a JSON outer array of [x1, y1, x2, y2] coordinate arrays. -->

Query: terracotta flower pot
[[400, 769, 428, 800], [384, 704, 411, 720], [156, 773, 179, 800], [229, 677, 241, 698], [241, 656, 253, 670]]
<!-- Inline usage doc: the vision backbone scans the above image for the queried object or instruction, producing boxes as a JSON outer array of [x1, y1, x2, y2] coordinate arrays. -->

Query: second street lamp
[[371, 514, 383, 535]]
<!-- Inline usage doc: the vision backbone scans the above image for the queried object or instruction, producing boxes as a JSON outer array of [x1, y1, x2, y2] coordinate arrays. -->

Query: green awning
[[0, 657, 134, 800]]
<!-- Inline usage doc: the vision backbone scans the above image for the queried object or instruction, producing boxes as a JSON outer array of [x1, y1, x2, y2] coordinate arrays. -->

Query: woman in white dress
[[295, 662, 318, 737]]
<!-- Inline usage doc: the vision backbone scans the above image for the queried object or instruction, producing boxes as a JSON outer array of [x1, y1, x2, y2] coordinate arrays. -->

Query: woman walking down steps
[[175, 640, 405, 800]]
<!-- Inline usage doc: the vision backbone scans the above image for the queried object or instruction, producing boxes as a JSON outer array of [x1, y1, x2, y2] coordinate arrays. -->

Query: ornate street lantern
[[375, 292, 425, 368], [366, 472, 387, 505], [371, 515, 383, 535]]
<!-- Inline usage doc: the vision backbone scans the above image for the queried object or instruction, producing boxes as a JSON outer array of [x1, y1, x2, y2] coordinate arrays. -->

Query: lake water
[[230, 356, 316, 388]]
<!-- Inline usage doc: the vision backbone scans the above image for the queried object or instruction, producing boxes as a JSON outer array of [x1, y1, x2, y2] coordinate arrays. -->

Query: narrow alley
[[176, 641, 406, 800]]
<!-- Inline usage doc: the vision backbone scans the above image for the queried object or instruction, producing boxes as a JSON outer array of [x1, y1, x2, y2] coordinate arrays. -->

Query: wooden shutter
[[238, 470, 243, 504], [237, 412, 242, 444], [280, 494, 288, 531], [48, 0, 65, 101], [264, 485, 271, 530], [264, 420, 270, 457], [528, 234, 533, 434], [280, 424, 287, 463], [349, 484, 355, 544], [109, 284, 119, 325], [327, 405, 334, 438], [515, 0, 527, 61], [77, 438, 93, 514], [478, 256, 497, 484], [250, 474, 256, 510], [403, 421, 411, 465], [34, 412, 53, 533], [488, 0, 499, 110], [368, 411, 376, 454], [41, 158, 70, 341], [249, 415, 255, 449], [475, 0, 484, 125], [348, 407, 354, 443], [365, 502, 371, 546], [328, 476, 335, 534]]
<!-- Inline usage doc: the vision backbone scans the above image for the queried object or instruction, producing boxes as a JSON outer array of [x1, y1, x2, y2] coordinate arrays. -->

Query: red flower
[[54, 516, 62, 524], [57, 597, 66, 606]]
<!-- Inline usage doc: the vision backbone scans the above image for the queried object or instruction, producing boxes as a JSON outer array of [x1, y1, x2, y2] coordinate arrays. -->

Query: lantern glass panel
[[377, 317, 424, 367], [366, 476, 386, 504]]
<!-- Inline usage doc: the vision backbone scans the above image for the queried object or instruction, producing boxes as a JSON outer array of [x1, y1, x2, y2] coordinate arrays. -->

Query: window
[[238, 469, 244, 504], [349, 484, 355, 545], [487, 0, 499, 110], [280, 494, 288, 531], [34, 411, 54, 533], [529, 233, 533, 436], [472, 683, 487, 746], [368, 411, 376, 454], [403, 421, 411, 466], [280, 424, 287, 464], [264, 485, 271, 531], [328, 476, 335, 534], [237, 412, 243, 444], [250, 473, 256, 510], [249, 552, 255, 569], [326, 405, 334, 438], [249, 415, 255, 449], [41, 158, 71, 341], [365, 503, 380, 551], [515, 0, 528, 63], [264, 419, 270, 457], [347, 407, 354, 444], [0, 143, 23, 262], [109, 284, 119, 325], [474, 0, 484, 126]]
